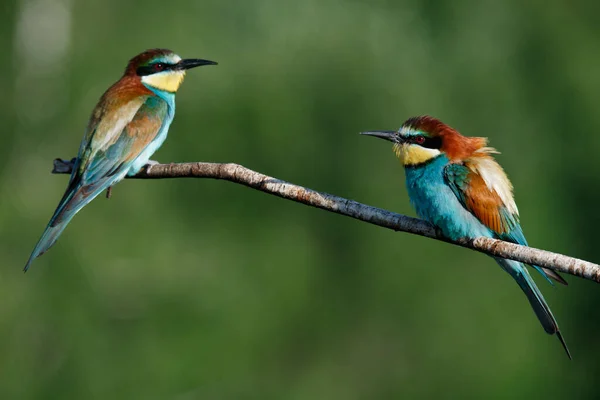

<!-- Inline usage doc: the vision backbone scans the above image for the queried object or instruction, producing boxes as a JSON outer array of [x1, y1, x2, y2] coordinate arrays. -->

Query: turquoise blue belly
[[404, 156, 492, 241]]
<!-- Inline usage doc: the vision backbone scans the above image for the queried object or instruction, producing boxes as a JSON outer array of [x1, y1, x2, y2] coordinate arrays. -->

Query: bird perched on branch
[[361, 116, 570, 358], [25, 49, 217, 271]]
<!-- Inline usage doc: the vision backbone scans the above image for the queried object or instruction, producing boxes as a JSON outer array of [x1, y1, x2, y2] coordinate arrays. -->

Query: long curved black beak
[[360, 130, 400, 143], [177, 59, 218, 70]]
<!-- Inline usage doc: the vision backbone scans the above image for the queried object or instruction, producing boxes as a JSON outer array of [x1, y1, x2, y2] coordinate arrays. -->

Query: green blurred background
[[2, 0, 600, 398]]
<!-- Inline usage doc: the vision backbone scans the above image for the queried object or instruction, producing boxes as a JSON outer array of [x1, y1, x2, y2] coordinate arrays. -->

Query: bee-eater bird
[[24, 49, 217, 272], [361, 116, 570, 358]]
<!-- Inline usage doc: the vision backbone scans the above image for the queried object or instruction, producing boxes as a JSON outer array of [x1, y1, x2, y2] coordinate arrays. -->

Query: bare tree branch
[[52, 158, 600, 283]]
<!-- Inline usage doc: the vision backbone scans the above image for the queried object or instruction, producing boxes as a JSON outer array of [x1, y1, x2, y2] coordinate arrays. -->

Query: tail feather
[[496, 258, 571, 359], [556, 331, 572, 360], [541, 267, 568, 286], [24, 179, 111, 272], [24, 219, 73, 272], [531, 264, 568, 286]]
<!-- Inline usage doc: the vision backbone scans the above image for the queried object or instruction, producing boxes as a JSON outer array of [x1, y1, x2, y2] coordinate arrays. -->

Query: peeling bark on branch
[[52, 158, 600, 283]]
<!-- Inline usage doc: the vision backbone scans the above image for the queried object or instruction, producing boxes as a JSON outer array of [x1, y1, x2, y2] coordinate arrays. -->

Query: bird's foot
[[145, 160, 160, 167], [106, 186, 113, 199], [142, 160, 160, 173]]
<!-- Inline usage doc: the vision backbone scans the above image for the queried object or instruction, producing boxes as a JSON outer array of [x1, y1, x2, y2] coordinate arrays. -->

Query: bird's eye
[[414, 136, 426, 144], [154, 63, 165, 71]]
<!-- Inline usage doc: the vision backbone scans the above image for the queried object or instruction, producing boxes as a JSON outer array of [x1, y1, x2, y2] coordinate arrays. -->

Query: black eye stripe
[[136, 62, 175, 76], [410, 135, 442, 149]]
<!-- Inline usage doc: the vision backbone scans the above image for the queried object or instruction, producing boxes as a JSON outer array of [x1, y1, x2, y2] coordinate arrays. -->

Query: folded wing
[[24, 94, 168, 271], [443, 154, 566, 285]]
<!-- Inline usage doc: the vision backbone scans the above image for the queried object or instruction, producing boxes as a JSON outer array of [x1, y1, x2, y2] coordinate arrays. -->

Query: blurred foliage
[[1, 0, 600, 398]]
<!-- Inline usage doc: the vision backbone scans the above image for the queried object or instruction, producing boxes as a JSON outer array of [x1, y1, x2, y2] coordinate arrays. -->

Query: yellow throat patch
[[142, 71, 186, 93], [394, 143, 441, 166]]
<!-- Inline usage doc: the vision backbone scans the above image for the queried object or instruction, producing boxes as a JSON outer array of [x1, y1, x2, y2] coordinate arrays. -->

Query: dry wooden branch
[[52, 158, 600, 283]]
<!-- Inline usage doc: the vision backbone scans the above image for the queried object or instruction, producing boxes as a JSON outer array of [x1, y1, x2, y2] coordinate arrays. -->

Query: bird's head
[[125, 49, 217, 93], [361, 116, 488, 166]]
